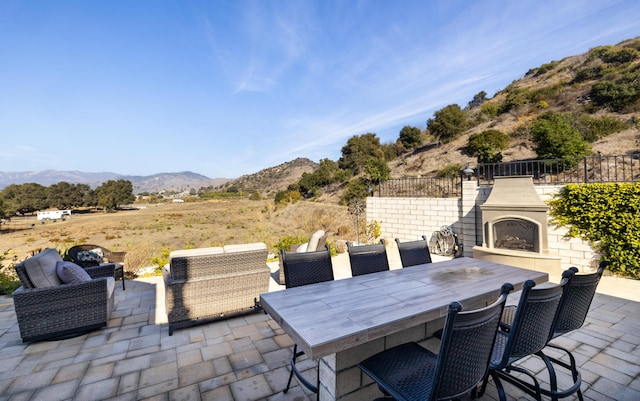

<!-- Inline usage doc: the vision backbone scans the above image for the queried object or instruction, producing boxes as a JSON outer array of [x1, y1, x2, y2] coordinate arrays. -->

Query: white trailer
[[37, 210, 72, 220]]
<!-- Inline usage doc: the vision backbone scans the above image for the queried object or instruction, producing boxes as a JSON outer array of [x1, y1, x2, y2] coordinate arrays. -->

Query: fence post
[[583, 157, 588, 183]]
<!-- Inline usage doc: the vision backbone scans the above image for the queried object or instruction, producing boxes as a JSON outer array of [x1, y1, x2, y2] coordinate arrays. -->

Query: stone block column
[[460, 180, 479, 257]]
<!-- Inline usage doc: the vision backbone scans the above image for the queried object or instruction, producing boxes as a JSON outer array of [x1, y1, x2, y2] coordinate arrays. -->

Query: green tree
[[466, 129, 510, 163], [397, 126, 422, 149], [297, 158, 343, 198], [364, 157, 390, 184], [338, 133, 385, 174], [47, 182, 90, 209], [341, 177, 370, 205], [531, 112, 591, 164], [1, 183, 48, 215], [94, 179, 135, 211], [427, 104, 468, 143], [381, 142, 401, 160], [466, 90, 487, 109]]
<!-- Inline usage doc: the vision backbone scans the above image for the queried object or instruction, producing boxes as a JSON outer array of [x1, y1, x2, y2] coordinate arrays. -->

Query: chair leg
[[284, 344, 319, 394], [537, 345, 583, 401]]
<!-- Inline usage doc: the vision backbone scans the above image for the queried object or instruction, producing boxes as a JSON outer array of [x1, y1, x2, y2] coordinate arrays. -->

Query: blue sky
[[1, 1, 639, 179]]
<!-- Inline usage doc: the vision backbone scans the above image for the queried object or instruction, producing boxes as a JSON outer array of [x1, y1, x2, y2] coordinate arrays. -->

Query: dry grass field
[[1, 199, 355, 276]]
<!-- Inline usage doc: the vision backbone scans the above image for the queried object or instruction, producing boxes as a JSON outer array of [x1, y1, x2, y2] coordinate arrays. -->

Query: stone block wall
[[366, 183, 599, 273]]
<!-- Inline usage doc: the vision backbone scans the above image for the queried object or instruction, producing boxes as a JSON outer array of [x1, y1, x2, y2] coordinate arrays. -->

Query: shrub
[[590, 74, 640, 112], [466, 130, 510, 163], [499, 85, 531, 114], [437, 163, 464, 178], [274, 235, 309, 253], [589, 45, 639, 64], [398, 126, 422, 149], [274, 190, 302, 205], [479, 102, 498, 117], [548, 183, 640, 279], [363, 220, 381, 244], [149, 247, 171, 274], [427, 104, 468, 143], [531, 112, 591, 165], [341, 177, 371, 205], [567, 114, 629, 142], [0, 250, 20, 296]]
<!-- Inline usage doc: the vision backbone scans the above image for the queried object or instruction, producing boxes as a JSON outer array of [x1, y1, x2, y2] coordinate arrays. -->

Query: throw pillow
[[56, 261, 92, 284], [76, 250, 103, 266]]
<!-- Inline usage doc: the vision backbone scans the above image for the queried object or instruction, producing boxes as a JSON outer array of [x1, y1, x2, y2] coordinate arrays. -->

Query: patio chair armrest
[[85, 263, 116, 279]]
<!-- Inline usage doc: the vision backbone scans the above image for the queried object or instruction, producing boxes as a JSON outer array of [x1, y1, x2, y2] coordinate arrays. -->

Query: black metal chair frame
[[280, 244, 334, 394], [479, 277, 569, 401], [347, 239, 389, 277], [358, 283, 514, 401], [537, 261, 609, 401], [395, 235, 432, 267]]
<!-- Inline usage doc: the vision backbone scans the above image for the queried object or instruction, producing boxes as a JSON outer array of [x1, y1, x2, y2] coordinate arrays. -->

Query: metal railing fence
[[377, 177, 462, 198], [375, 154, 639, 198], [477, 154, 640, 185]]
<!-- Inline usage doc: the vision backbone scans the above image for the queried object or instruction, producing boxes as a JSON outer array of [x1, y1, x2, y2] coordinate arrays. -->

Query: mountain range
[[0, 170, 228, 194]]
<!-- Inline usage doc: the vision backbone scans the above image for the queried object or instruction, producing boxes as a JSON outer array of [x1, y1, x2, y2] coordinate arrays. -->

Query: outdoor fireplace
[[473, 176, 561, 272]]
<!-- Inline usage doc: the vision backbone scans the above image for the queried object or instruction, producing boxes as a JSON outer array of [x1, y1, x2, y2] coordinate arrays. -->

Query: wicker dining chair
[[346, 239, 389, 277], [395, 236, 432, 267], [280, 244, 335, 394], [68, 244, 126, 290], [478, 278, 569, 401], [358, 283, 514, 401], [501, 260, 608, 401]]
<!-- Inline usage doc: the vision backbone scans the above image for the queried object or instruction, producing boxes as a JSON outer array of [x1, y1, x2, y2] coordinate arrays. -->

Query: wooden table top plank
[[261, 257, 548, 359]]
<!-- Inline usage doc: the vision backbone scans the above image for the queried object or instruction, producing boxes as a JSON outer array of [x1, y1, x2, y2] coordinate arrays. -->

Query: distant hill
[[216, 158, 318, 196], [388, 37, 640, 178], [0, 170, 228, 194]]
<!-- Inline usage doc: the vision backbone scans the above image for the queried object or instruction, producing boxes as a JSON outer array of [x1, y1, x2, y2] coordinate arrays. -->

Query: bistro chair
[[346, 239, 389, 277], [501, 261, 609, 401], [358, 283, 514, 401], [395, 236, 432, 267], [280, 244, 334, 394], [478, 278, 568, 401]]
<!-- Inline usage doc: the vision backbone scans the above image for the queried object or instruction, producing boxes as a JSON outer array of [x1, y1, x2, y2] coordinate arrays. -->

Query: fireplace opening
[[492, 219, 539, 252]]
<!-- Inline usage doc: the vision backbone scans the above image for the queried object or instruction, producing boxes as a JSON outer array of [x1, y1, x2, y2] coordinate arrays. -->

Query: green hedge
[[548, 183, 640, 279]]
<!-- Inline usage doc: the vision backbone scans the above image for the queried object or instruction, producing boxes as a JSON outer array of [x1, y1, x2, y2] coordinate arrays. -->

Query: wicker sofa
[[13, 248, 115, 342], [162, 242, 271, 335]]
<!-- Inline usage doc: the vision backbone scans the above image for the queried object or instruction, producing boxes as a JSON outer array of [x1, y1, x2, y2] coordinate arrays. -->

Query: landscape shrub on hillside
[[531, 112, 591, 166], [466, 129, 510, 163], [427, 104, 468, 143]]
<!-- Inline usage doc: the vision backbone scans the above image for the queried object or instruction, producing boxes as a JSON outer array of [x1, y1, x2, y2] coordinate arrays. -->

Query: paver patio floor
[[1, 252, 639, 401]]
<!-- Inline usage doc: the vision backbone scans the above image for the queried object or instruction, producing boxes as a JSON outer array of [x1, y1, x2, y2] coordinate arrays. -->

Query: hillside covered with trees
[[222, 37, 639, 204]]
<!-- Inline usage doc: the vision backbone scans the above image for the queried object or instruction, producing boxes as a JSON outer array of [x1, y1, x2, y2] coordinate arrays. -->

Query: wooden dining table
[[260, 256, 549, 401]]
